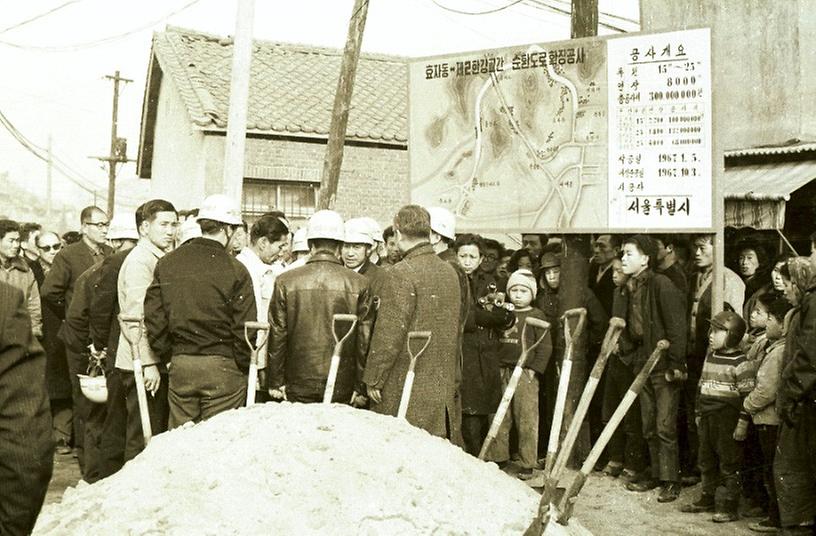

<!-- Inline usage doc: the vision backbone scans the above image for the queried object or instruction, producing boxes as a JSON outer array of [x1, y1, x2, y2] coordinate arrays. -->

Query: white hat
[[107, 213, 139, 241], [344, 218, 375, 246], [198, 194, 242, 226], [427, 206, 456, 240], [291, 227, 309, 253], [306, 210, 344, 241], [356, 216, 383, 243], [178, 217, 201, 244]]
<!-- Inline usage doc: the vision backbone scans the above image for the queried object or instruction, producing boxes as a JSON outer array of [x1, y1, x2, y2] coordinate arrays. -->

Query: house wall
[[640, 0, 811, 149], [148, 74, 207, 209], [202, 135, 410, 228]]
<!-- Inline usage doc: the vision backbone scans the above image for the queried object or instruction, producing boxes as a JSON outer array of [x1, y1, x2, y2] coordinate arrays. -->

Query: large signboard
[[409, 28, 712, 232]]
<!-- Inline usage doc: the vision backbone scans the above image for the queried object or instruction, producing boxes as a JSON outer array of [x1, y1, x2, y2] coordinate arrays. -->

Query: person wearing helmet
[[0, 281, 53, 536], [282, 227, 310, 271], [143, 194, 255, 430], [428, 206, 457, 264], [684, 234, 745, 486], [363, 205, 467, 443], [342, 218, 381, 281], [614, 234, 688, 503], [267, 210, 374, 405], [353, 216, 385, 266], [680, 310, 751, 522], [61, 210, 140, 480]]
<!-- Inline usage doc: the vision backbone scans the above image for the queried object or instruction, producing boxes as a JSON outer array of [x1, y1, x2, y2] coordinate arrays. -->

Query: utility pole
[[93, 70, 132, 216], [559, 0, 599, 464], [46, 134, 52, 219], [317, 0, 370, 210], [222, 0, 255, 203]]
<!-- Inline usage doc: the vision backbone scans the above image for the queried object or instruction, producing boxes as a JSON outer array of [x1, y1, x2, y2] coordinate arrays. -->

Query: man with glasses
[[42, 205, 112, 473]]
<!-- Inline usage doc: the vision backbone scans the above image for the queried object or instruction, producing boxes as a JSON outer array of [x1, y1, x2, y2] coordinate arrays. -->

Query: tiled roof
[[151, 26, 408, 144], [725, 139, 816, 158]]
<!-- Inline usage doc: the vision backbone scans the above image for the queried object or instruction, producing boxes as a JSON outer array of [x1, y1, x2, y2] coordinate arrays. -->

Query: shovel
[[118, 314, 153, 447], [478, 317, 550, 460], [397, 331, 432, 419], [244, 321, 270, 406], [538, 317, 626, 513], [541, 307, 587, 480], [323, 314, 358, 404], [524, 340, 670, 535]]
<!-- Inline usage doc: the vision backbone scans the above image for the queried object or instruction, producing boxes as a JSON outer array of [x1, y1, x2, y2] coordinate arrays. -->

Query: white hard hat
[[427, 206, 456, 240], [107, 213, 139, 241], [78, 374, 108, 404], [306, 210, 344, 241], [178, 217, 201, 244], [291, 227, 309, 253], [197, 194, 243, 226], [344, 218, 375, 246], [356, 216, 383, 243]]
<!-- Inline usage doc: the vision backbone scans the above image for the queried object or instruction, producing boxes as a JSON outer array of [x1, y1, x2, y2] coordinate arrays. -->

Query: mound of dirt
[[35, 403, 592, 535]]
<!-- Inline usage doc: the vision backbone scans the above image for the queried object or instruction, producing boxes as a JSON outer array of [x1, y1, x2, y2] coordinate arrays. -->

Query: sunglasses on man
[[39, 243, 62, 252]]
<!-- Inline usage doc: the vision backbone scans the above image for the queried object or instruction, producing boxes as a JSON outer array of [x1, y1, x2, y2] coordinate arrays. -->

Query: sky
[[0, 0, 639, 220]]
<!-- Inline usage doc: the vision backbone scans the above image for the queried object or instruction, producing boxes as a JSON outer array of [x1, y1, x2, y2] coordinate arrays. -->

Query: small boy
[[681, 310, 753, 522], [486, 269, 552, 480], [738, 297, 792, 533]]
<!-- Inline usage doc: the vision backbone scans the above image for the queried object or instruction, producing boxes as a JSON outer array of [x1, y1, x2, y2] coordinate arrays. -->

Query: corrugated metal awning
[[723, 160, 816, 229]]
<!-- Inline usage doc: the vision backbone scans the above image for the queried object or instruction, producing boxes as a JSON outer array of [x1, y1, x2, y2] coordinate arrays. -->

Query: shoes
[[517, 468, 535, 481], [712, 511, 739, 523], [496, 460, 510, 470], [55, 439, 72, 456], [620, 468, 640, 484], [626, 478, 660, 492], [681, 474, 701, 487], [680, 496, 715, 513], [602, 462, 624, 478], [742, 505, 768, 519], [658, 482, 681, 503], [749, 518, 779, 533]]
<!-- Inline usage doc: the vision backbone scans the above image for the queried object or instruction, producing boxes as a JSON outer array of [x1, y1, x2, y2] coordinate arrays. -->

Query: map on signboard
[[410, 38, 608, 231], [410, 29, 712, 233]]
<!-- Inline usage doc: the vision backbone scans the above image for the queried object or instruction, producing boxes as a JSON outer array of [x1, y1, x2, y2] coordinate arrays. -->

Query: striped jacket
[[697, 348, 755, 415]]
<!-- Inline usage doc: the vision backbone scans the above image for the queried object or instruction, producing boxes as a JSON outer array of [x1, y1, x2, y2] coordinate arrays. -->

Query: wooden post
[[222, 0, 255, 204], [558, 0, 599, 464], [317, 0, 370, 210]]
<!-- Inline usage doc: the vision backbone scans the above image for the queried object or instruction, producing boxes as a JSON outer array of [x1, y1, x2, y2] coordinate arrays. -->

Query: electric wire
[[0, 0, 84, 35], [0, 0, 204, 51], [429, 0, 527, 16]]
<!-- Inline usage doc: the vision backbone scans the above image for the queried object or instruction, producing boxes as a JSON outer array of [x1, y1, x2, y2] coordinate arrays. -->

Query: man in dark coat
[[588, 234, 620, 318], [41, 206, 111, 462], [613, 235, 687, 503], [268, 210, 373, 404], [364, 205, 466, 442], [0, 281, 53, 536], [88, 246, 132, 478]]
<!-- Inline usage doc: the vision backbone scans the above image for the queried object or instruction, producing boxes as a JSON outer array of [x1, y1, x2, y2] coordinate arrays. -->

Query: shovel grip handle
[[245, 321, 270, 330], [408, 331, 432, 340], [332, 314, 358, 322], [524, 317, 550, 330]]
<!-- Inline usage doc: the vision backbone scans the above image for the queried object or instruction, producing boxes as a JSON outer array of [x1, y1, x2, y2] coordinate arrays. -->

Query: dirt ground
[[46, 453, 759, 535]]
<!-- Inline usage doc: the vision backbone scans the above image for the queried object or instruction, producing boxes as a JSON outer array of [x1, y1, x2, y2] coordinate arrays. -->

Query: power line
[[545, 0, 640, 24], [0, 0, 204, 51], [429, 0, 526, 16], [0, 0, 83, 35], [523, 0, 631, 32], [0, 108, 102, 194]]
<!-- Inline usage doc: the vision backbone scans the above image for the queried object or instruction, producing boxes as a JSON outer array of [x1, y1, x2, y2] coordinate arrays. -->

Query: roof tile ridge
[[160, 30, 220, 127]]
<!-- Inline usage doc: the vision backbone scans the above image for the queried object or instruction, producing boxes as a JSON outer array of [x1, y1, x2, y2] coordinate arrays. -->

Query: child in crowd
[[737, 297, 792, 532], [602, 257, 648, 481], [681, 310, 753, 523], [486, 269, 552, 479]]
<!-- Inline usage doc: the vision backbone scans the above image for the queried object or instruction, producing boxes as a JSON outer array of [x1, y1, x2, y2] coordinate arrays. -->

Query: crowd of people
[[1, 198, 815, 536]]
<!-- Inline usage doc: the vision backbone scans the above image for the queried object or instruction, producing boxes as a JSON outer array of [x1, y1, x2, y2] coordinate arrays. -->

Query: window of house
[[242, 180, 318, 219]]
